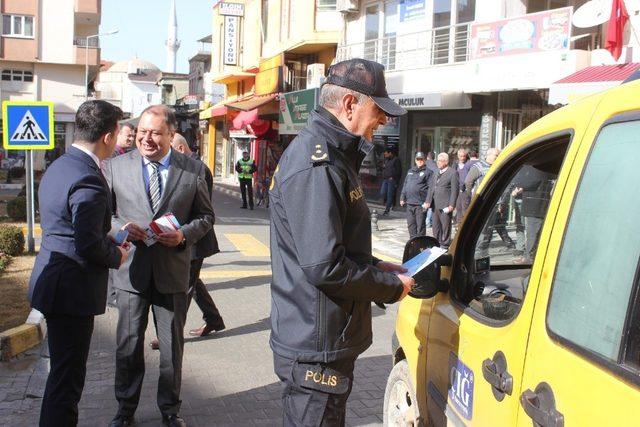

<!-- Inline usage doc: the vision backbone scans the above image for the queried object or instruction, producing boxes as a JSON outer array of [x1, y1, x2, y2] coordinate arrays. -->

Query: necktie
[[148, 161, 162, 212]]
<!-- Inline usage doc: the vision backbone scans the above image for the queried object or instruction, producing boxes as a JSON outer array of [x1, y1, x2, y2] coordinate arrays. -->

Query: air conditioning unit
[[306, 63, 325, 89], [337, 0, 359, 13]]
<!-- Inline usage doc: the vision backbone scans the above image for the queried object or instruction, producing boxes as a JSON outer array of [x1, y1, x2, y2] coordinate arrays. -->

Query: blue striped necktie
[[148, 161, 162, 212]]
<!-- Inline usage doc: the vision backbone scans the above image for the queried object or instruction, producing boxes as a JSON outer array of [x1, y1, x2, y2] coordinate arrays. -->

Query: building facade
[[0, 0, 102, 169], [337, 0, 640, 200]]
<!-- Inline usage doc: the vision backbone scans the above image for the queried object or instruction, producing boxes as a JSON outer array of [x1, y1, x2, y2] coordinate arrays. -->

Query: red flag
[[606, 0, 629, 60]]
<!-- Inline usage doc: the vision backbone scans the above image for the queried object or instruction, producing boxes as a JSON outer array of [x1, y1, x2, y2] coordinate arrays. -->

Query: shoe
[[240, 205, 247, 209], [109, 415, 134, 427], [162, 414, 187, 427], [188, 323, 226, 337], [382, 211, 389, 216], [150, 338, 159, 350], [249, 206, 254, 210]]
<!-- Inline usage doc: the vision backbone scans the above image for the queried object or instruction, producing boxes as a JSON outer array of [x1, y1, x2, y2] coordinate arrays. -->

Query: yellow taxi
[[384, 79, 640, 426]]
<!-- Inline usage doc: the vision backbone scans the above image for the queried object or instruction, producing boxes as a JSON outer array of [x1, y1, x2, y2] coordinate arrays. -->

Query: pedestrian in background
[[112, 122, 135, 156], [235, 150, 256, 210], [380, 148, 402, 215], [453, 148, 469, 227], [104, 105, 214, 427], [29, 100, 128, 427], [424, 151, 439, 228], [426, 152, 458, 249], [400, 151, 432, 239], [269, 58, 414, 426]]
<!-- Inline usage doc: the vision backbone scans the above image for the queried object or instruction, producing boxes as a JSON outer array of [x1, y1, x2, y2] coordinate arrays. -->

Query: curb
[[0, 309, 46, 362], [213, 183, 242, 200]]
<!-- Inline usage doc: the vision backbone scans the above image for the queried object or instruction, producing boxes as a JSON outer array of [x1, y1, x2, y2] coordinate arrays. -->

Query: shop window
[[548, 121, 640, 368], [46, 123, 67, 168], [452, 135, 569, 323], [2, 15, 34, 38]]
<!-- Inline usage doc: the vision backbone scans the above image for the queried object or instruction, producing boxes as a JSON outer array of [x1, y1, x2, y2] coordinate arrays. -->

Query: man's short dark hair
[[75, 100, 123, 143], [469, 150, 479, 158]]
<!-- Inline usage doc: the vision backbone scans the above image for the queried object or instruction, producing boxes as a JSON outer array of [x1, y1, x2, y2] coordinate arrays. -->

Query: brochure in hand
[[143, 213, 181, 246], [401, 246, 447, 278]]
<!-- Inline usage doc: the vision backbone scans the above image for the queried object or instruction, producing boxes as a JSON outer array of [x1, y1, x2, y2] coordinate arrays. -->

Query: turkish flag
[[606, 0, 629, 61]]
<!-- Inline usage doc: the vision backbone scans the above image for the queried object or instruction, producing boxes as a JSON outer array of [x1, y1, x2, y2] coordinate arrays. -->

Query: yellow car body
[[389, 80, 640, 426]]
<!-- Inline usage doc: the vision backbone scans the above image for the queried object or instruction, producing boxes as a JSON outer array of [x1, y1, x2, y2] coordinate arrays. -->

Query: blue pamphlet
[[401, 246, 447, 277]]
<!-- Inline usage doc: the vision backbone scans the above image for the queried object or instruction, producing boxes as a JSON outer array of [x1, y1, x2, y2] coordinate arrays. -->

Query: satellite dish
[[573, 0, 612, 28]]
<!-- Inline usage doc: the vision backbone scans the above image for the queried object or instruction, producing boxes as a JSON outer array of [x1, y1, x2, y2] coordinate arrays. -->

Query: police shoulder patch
[[309, 139, 331, 165]]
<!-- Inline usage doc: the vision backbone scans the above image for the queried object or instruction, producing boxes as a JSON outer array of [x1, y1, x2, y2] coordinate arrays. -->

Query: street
[[0, 187, 405, 427]]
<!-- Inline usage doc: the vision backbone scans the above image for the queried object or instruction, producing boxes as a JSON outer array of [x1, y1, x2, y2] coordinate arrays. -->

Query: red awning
[[554, 63, 640, 84], [226, 93, 278, 112]]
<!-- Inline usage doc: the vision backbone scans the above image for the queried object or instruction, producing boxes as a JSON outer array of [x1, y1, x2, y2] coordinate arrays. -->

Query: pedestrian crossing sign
[[2, 101, 54, 150]]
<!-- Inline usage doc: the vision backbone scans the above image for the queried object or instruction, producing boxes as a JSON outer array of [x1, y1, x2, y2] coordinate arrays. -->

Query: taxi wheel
[[383, 359, 422, 427]]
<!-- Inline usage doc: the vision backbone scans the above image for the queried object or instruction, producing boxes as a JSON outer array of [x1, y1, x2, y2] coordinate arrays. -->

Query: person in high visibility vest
[[235, 150, 256, 210]]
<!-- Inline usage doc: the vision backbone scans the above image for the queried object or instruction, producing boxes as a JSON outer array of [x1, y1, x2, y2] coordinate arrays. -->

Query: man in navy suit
[[29, 100, 128, 427]]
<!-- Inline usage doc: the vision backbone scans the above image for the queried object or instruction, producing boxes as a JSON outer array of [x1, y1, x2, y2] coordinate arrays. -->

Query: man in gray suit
[[426, 152, 459, 248], [103, 105, 215, 427]]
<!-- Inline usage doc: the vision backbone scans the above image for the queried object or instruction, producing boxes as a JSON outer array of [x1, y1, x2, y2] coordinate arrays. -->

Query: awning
[[213, 71, 256, 84], [226, 93, 278, 112], [549, 63, 640, 105], [199, 101, 227, 120]]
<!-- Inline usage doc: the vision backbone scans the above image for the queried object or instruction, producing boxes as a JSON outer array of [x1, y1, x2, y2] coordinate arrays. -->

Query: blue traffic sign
[[2, 101, 54, 150]]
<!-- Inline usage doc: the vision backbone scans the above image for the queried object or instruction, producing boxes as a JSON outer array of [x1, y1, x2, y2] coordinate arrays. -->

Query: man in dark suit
[[426, 152, 459, 248], [104, 106, 215, 427], [28, 100, 128, 427]]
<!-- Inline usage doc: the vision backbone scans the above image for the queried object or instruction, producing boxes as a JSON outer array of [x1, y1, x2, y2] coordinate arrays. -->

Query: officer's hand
[[400, 200, 405, 207], [377, 261, 406, 274], [124, 222, 146, 241], [118, 246, 129, 267], [396, 274, 415, 300]]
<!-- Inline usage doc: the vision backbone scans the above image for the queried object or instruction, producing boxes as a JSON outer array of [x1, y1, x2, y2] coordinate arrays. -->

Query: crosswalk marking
[[200, 269, 271, 280], [22, 226, 42, 237], [224, 233, 270, 257]]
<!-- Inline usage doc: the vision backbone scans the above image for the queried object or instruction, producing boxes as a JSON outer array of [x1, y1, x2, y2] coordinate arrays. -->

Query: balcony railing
[[73, 37, 100, 48], [336, 22, 471, 72]]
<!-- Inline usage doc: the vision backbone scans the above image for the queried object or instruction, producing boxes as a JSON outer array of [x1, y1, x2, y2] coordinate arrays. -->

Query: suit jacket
[[427, 167, 459, 210], [29, 146, 122, 316], [190, 153, 219, 260], [103, 149, 214, 294]]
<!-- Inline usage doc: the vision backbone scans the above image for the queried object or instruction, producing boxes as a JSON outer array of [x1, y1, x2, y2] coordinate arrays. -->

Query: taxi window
[[548, 120, 640, 368], [453, 136, 569, 323]]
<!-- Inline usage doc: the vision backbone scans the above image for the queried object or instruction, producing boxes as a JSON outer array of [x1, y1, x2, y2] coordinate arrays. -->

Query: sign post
[[2, 101, 55, 252]]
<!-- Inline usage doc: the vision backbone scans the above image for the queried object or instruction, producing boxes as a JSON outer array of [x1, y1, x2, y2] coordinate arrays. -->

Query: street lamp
[[85, 29, 119, 100]]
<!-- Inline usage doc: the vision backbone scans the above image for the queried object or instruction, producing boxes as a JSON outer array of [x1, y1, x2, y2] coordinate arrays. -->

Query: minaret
[[166, 0, 180, 72]]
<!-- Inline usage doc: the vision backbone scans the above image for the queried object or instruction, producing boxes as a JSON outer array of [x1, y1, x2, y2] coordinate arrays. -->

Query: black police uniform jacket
[[400, 164, 432, 206], [269, 108, 404, 363]]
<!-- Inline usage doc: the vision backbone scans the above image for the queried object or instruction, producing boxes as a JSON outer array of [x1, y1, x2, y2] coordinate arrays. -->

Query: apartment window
[[1, 70, 33, 82], [2, 15, 34, 38], [317, 0, 337, 11], [527, 0, 568, 13]]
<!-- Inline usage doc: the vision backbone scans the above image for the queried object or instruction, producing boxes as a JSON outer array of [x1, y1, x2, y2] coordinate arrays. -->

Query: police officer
[[269, 58, 415, 426], [400, 151, 433, 239], [235, 150, 256, 209]]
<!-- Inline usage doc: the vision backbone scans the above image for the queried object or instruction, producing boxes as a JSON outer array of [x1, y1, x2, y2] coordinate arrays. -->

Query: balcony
[[336, 23, 471, 72], [75, 0, 100, 25], [74, 45, 100, 66]]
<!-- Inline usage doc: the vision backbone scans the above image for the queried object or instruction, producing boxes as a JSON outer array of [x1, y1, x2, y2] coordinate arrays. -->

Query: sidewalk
[[212, 179, 414, 262]]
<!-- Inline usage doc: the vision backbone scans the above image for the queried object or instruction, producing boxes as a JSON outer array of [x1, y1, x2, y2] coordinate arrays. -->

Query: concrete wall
[[41, 0, 74, 64], [35, 63, 85, 113], [2, 0, 38, 15]]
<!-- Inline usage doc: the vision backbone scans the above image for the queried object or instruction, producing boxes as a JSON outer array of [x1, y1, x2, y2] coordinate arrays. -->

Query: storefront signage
[[260, 54, 284, 72], [279, 88, 319, 135], [479, 113, 494, 159], [224, 16, 238, 65], [390, 93, 441, 110], [255, 67, 282, 96], [219, 2, 244, 16], [470, 7, 572, 60], [400, 0, 425, 22]]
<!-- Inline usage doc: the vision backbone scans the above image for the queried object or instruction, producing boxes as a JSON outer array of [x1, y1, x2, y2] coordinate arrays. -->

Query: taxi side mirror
[[402, 236, 449, 299]]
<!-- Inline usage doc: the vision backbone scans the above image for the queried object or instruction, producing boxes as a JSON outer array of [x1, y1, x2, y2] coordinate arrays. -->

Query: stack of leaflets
[[401, 246, 447, 277], [143, 213, 181, 246]]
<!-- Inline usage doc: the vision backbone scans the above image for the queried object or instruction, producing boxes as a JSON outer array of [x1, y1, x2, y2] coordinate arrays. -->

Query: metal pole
[[25, 150, 35, 252]]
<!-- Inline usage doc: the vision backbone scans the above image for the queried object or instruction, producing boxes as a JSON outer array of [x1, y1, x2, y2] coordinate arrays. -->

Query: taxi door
[[423, 100, 596, 426], [516, 88, 640, 426]]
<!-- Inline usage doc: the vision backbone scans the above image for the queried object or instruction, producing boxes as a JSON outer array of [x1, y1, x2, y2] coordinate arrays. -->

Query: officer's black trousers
[[274, 354, 356, 427], [239, 178, 254, 208], [406, 204, 427, 239]]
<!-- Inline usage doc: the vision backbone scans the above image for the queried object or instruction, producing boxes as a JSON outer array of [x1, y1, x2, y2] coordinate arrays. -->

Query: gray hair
[[140, 104, 177, 131], [171, 133, 191, 154], [437, 152, 449, 163], [319, 84, 370, 109]]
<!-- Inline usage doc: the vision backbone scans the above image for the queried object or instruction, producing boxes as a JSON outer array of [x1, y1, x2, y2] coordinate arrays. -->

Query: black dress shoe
[[109, 415, 134, 427], [162, 414, 187, 427], [240, 205, 247, 209], [189, 323, 225, 337]]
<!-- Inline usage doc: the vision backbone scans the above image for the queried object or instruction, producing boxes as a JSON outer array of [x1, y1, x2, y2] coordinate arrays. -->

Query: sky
[[100, 0, 213, 74]]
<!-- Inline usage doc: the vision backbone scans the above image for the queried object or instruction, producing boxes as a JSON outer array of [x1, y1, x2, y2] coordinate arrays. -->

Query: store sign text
[[219, 2, 244, 16], [224, 16, 238, 65]]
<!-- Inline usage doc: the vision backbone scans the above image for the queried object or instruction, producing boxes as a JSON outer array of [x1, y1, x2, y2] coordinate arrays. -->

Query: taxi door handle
[[520, 383, 564, 427], [482, 351, 513, 400]]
